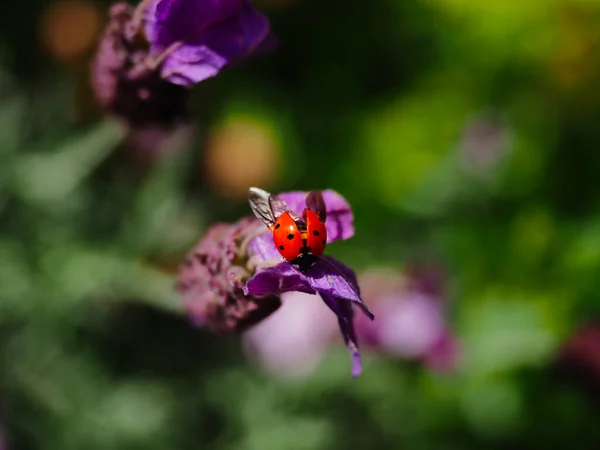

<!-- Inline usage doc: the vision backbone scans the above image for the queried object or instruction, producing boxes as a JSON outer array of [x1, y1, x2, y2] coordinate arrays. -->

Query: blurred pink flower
[[242, 291, 339, 378], [556, 320, 600, 396], [355, 267, 460, 371]]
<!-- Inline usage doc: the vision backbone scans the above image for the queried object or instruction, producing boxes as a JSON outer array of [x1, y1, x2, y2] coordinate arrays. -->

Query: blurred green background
[[3, 0, 600, 448]]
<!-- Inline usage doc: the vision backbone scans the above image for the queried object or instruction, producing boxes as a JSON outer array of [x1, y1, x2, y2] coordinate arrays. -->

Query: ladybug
[[248, 187, 328, 271]]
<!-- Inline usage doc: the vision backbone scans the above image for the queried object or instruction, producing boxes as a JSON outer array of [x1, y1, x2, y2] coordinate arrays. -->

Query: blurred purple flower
[[243, 189, 374, 377], [91, 3, 188, 127], [91, 0, 273, 125], [145, 0, 274, 86], [243, 291, 339, 378], [355, 267, 459, 371]]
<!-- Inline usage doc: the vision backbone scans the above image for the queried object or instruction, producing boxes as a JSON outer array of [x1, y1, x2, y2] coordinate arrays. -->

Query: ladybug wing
[[305, 190, 327, 222], [248, 187, 289, 229], [268, 195, 289, 219]]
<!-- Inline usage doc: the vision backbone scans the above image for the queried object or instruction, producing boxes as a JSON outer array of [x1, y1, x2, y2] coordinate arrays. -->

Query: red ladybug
[[249, 187, 328, 271]]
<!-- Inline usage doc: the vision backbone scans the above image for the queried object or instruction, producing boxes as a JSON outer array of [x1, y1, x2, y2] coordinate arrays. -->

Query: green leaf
[[460, 297, 560, 377], [118, 132, 204, 254], [39, 247, 183, 315], [10, 119, 126, 205]]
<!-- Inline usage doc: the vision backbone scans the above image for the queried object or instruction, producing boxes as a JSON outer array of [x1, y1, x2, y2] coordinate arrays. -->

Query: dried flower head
[[91, 0, 274, 126], [91, 2, 188, 127], [177, 217, 281, 334]]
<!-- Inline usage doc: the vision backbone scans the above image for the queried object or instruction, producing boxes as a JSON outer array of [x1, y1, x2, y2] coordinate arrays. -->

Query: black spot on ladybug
[[279, 245, 284, 250], [322, 239, 326, 245], [275, 223, 280, 229], [313, 230, 320, 236], [287, 233, 295, 240]]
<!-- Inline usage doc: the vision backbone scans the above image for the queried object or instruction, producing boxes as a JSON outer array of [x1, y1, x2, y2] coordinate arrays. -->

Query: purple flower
[[355, 267, 460, 371], [90, 0, 273, 125], [145, 0, 273, 86], [243, 189, 375, 377], [91, 3, 189, 127]]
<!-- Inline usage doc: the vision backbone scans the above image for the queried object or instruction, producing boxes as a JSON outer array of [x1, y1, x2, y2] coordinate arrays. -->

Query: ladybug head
[[290, 253, 319, 271]]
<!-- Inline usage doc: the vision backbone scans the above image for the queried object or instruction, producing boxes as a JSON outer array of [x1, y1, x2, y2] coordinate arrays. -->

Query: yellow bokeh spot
[[40, 0, 102, 62], [204, 117, 281, 199]]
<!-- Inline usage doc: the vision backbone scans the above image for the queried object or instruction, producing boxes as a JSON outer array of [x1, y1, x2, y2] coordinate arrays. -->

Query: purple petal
[[278, 190, 354, 242], [249, 231, 281, 261], [160, 45, 228, 86], [153, 0, 245, 48], [275, 191, 307, 215], [224, 32, 279, 70], [322, 255, 361, 294], [321, 292, 363, 377], [320, 190, 355, 242], [217, 4, 271, 62], [244, 262, 315, 297], [243, 254, 374, 320], [309, 257, 374, 320], [142, 0, 160, 43], [153, 2, 271, 85]]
